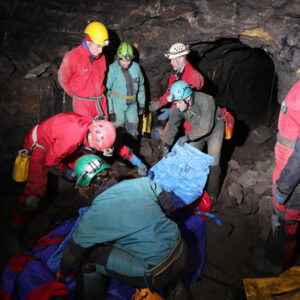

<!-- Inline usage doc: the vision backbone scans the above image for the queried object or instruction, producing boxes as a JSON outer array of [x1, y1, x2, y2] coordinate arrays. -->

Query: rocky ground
[[1, 124, 299, 300]]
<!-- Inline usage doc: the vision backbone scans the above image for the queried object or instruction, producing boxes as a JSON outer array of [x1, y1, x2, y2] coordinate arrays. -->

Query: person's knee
[[127, 122, 139, 138]]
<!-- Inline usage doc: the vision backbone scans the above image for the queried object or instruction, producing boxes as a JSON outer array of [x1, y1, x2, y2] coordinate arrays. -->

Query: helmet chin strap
[[183, 97, 192, 108]]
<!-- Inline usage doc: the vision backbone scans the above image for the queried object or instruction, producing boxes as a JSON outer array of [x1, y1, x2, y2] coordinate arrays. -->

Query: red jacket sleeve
[[114, 140, 134, 160], [58, 51, 75, 97]]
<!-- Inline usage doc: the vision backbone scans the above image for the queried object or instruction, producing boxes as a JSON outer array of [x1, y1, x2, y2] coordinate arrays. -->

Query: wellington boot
[[132, 288, 164, 300]]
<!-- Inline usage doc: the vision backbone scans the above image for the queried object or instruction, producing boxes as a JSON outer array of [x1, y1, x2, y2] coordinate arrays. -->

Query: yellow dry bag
[[12, 149, 30, 182], [132, 288, 164, 300], [141, 113, 152, 136]]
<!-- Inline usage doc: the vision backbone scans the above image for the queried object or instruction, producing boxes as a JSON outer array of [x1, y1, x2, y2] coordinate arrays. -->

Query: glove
[[149, 101, 160, 113], [129, 155, 148, 177], [274, 183, 288, 205], [63, 168, 77, 181], [158, 108, 171, 121], [60, 239, 89, 276], [177, 135, 189, 147], [109, 113, 116, 123], [158, 143, 171, 160], [138, 106, 145, 116]]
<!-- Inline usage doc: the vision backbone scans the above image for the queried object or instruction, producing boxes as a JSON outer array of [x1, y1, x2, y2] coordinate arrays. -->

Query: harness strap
[[30, 125, 46, 153], [73, 94, 104, 101], [277, 133, 296, 150], [111, 90, 136, 100], [148, 237, 183, 277]]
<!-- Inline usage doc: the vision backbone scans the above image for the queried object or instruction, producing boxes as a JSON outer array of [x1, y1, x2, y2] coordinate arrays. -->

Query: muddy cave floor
[[1, 136, 300, 300]]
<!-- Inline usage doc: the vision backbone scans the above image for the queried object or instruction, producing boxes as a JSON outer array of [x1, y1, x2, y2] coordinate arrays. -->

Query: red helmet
[[88, 120, 116, 152]]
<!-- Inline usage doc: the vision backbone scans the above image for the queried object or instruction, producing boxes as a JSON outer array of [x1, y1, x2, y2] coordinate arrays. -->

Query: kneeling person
[[58, 155, 187, 299]]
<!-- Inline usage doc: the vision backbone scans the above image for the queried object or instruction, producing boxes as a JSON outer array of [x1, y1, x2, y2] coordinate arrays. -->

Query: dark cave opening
[[191, 39, 279, 136]]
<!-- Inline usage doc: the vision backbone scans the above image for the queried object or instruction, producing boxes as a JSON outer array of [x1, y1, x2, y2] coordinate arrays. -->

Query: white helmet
[[164, 43, 190, 59]]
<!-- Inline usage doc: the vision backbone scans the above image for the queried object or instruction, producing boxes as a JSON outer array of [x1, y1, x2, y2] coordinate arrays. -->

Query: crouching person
[[57, 154, 188, 300]]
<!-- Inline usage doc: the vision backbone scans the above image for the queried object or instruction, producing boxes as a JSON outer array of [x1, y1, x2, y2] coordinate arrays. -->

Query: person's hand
[[158, 143, 171, 160], [149, 101, 160, 113], [274, 183, 288, 205], [129, 155, 147, 177], [158, 108, 171, 121], [137, 162, 148, 177], [177, 135, 189, 147], [109, 113, 116, 123], [138, 106, 145, 116]]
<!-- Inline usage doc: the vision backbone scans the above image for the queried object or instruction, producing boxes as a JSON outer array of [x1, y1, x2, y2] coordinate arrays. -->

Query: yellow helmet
[[84, 21, 109, 46]]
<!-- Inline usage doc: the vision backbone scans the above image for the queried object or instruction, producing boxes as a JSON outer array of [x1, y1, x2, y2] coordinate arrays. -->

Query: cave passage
[[191, 39, 278, 132]]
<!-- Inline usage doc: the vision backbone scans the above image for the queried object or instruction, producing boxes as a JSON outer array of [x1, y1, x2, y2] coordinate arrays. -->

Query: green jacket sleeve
[[187, 93, 215, 141], [163, 106, 184, 146]]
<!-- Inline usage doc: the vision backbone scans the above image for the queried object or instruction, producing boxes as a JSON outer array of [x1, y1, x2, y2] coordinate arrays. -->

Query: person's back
[[73, 177, 180, 266]]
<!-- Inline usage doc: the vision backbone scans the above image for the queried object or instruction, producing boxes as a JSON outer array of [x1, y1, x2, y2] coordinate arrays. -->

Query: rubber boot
[[206, 165, 221, 205], [79, 271, 106, 300], [133, 288, 164, 300]]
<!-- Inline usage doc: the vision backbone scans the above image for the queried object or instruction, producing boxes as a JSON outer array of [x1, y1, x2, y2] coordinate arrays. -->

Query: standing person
[[250, 80, 300, 274], [56, 154, 188, 300], [12, 112, 147, 231], [149, 42, 204, 128], [160, 80, 224, 205], [58, 21, 110, 120], [106, 42, 145, 138]]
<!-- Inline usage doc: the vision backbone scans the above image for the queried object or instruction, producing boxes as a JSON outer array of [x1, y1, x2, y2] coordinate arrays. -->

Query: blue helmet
[[168, 80, 193, 102]]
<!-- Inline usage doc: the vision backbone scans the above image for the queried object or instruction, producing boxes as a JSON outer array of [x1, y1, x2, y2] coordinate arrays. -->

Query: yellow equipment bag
[[243, 266, 300, 299], [132, 288, 164, 300], [141, 113, 152, 136], [12, 149, 30, 182]]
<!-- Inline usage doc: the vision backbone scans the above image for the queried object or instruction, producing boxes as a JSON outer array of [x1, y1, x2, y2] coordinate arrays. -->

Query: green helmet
[[117, 42, 134, 61], [74, 155, 109, 187]]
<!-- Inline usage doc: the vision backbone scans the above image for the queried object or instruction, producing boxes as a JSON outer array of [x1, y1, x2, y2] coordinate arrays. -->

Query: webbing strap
[[277, 133, 296, 150], [30, 125, 46, 152], [111, 90, 136, 100], [73, 94, 104, 101], [33, 233, 64, 248]]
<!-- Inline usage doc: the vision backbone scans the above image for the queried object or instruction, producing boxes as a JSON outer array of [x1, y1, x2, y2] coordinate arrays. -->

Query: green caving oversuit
[[59, 177, 185, 299], [106, 61, 145, 137]]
